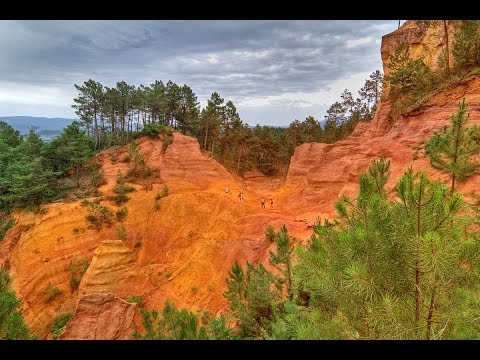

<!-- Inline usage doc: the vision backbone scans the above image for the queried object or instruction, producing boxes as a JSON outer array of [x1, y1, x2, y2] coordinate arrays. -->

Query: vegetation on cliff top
[[387, 20, 480, 121]]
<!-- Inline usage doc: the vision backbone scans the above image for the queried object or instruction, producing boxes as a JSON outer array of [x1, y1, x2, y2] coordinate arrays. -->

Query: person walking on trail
[[238, 192, 242, 201], [270, 198, 273, 208], [261, 197, 265, 208], [225, 186, 229, 193]]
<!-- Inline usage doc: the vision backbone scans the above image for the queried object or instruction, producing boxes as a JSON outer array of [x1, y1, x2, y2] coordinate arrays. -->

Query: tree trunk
[[236, 144, 243, 174], [415, 184, 423, 336], [93, 107, 99, 150], [76, 164, 81, 188], [426, 285, 437, 339], [204, 126, 209, 150], [443, 20, 450, 75]]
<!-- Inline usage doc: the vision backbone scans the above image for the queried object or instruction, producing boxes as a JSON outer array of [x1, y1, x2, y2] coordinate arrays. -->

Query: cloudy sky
[[0, 20, 400, 126]]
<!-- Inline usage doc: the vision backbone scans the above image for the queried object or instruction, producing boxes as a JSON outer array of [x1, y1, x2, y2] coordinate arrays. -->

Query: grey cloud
[[0, 20, 399, 126]]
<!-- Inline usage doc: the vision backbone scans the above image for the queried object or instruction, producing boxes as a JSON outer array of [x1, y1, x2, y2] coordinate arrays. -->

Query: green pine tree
[[46, 122, 94, 188], [425, 98, 480, 191], [0, 269, 32, 339]]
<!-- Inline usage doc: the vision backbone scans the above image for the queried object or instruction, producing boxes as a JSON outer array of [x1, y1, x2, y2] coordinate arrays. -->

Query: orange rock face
[[279, 78, 480, 222], [381, 20, 457, 96], [0, 132, 308, 339], [1, 22, 480, 340], [60, 293, 136, 340]]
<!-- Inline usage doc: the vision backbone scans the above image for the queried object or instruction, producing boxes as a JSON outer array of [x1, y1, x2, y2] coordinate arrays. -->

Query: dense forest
[[70, 72, 382, 176], [1, 20, 480, 340]]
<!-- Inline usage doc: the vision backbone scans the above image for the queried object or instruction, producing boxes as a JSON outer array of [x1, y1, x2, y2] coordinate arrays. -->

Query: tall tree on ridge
[[425, 98, 480, 191]]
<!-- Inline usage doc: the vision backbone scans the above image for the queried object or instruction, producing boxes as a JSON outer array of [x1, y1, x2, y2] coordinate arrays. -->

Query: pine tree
[[0, 269, 32, 339], [269, 225, 294, 300], [134, 300, 208, 340], [46, 122, 94, 188], [425, 98, 480, 191], [368, 156, 391, 198], [452, 20, 480, 70], [386, 42, 430, 93]]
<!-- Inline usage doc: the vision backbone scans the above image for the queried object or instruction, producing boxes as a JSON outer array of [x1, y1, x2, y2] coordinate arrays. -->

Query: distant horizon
[[0, 115, 297, 135]]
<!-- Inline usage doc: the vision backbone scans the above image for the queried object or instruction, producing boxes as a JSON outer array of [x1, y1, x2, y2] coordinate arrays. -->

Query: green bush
[[116, 206, 128, 221], [69, 276, 81, 290], [117, 225, 127, 240], [0, 269, 32, 339], [66, 258, 90, 291], [91, 168, 107, 187], [85, 203, 114, 230], [108, 173, 135, 205], [44, 283, 62, 302], [127, 295, 144, 307], [142, 123, 166, 138], [51, 312, 73, 338], [134, 300, 208, 340], [162, 137, 173, 153], [161, 184, 169, 198], [0, 216, 15, 241], [264, 225, 276, 242]]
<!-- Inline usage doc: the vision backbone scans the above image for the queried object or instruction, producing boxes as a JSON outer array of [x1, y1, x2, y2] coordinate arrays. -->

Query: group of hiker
[[261, 196, 273, 209], [226, 185, 273, 208]]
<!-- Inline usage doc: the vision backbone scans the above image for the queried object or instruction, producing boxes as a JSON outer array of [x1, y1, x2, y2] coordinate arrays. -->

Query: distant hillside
[[0, 116, 75, 141]]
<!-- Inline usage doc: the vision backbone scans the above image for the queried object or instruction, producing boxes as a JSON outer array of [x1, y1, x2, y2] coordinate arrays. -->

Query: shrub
[[69, 276, 81, 290], [108, 173, 135, 205], [153, 202, 160, 211], [133, 300, 208, 340], [0, 269, 32, 339], [127, 295, 144, 307], [154, 192, 162, 201], [0, 216, 15, 241], [66, 258, 90, 275], [264, 225, 276, 242], [91, 168, 107, 187], [134, 241, 142, 248], [117, 225, 127, 240], [44, 283, 62, 302], [161, 184, 169, 198], [116, 206, 128, 221], [142, 123, 166, 138], [142, 181, 153, 192], [162, 137, 173, 153], [66, 257, 90, 291], [85, 203, 114, 230], [51, 312, 73, 339]]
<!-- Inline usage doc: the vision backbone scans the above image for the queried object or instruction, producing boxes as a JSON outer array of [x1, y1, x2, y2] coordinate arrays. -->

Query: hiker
[[270, 198, 273, 208], [238, 192, 242, 201], [240, 192, 244, 201], [261, 197, 265, 208], [225, 186, 229, 193]]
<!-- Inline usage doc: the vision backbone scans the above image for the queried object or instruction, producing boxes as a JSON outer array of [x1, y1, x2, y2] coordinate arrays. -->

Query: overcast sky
[[0, 20, 400, 127]]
